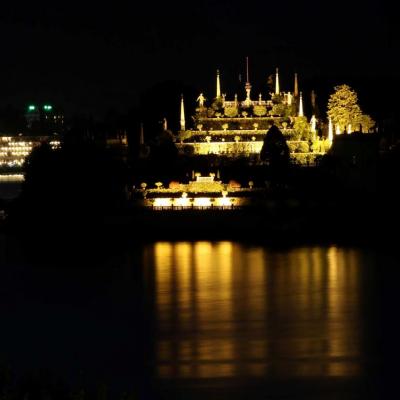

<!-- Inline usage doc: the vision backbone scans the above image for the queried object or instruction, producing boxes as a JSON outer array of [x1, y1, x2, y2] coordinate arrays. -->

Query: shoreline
[[2, 201, 396, 249]]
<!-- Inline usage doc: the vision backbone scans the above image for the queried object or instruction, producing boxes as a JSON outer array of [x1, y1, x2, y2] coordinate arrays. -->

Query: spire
[[245, 56, 252, 105], [180, 95, 185, 131], [246, 56, 250, 84], [139, 122, 144, 145], [328, 117, 333, 142], [216, 69, 221, 98], [275, 68, 280, 95], [298, 92, 304, 117], [294, 73, 299, 97]]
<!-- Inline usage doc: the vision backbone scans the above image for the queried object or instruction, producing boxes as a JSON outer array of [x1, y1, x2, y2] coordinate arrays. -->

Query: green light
[[28, 105, 36, 111], [44, 105, 53, 111]]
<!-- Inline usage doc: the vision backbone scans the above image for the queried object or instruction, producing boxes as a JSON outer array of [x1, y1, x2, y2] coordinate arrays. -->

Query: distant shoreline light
[[152, 197, 234, 208], [0, 174, 24, 182]]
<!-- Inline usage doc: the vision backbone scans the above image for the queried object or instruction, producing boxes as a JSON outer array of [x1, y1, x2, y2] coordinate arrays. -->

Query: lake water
[[0, 174, 24, 200], [0, 238, 393, 399]]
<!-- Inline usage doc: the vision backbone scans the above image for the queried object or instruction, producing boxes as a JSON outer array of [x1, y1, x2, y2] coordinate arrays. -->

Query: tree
[[293, 116, 311, 140], [13, 141, 128, 228], [357, 114, 375, 133], [150, 129, 178, 163], [327, 84, 362, 132], [224, 106, 238, 117], [260, 125, 290, 170], [260, 125, 290, 185]]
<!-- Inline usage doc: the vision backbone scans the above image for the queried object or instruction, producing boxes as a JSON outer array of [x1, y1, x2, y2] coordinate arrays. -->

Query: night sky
[[1, 1, 398, 119]]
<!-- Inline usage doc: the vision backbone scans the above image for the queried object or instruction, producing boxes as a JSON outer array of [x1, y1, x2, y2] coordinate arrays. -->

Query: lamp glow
[[194, 198, 211, 207], [154, 198, 172, 207], [175, 197, 190, 207], [328, 118, 333, 142], [217, 197, 232, 207]]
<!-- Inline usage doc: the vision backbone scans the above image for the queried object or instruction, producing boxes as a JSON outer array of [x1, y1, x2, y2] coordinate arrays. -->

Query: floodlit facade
[[176, 67, 330, 163], [135, 174, 262, 209], [0, 136, 61, 167]]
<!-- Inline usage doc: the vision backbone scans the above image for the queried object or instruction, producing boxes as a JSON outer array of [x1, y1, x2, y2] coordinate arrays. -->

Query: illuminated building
[[0, 135, 61, 168], [176, 66, 330, 163], [25, 104, 64, 134], [133, 174, 263, 209]]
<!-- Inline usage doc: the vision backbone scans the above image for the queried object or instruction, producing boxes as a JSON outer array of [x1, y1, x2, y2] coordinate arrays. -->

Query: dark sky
[[1, 0, 398, 118]]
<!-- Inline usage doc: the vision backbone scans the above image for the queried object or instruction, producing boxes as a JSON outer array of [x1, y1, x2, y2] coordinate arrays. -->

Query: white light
[[217, 197, 232, 207], [154, 198, 172, 207], [328, 118, 333, 142], [194, 198, 211, 207], [175, 197, 190, 207], [310, 115, 317, 133]]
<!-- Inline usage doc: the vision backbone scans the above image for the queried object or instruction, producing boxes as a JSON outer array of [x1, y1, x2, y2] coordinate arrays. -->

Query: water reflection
[[147, 242, 364, 380]]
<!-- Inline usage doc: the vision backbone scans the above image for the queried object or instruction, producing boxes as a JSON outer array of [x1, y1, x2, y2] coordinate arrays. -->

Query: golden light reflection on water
[[149, 242, 362, 379]]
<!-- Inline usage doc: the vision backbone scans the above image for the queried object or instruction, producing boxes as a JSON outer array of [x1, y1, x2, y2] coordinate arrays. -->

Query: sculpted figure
[[196, 93, 206, 107]]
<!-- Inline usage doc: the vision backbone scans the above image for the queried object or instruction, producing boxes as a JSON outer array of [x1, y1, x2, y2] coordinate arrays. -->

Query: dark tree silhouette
[[9, 138, 128, 231], [150, 129, 178, 162], [260, 125, 289, 165], [260, 125, 290, 185], [134, 126, 180, 182]]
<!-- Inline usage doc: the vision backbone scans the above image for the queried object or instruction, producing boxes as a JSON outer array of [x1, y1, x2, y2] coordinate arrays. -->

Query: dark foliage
[[9, 140, 128, 229], [260, 125, 290, 183]]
